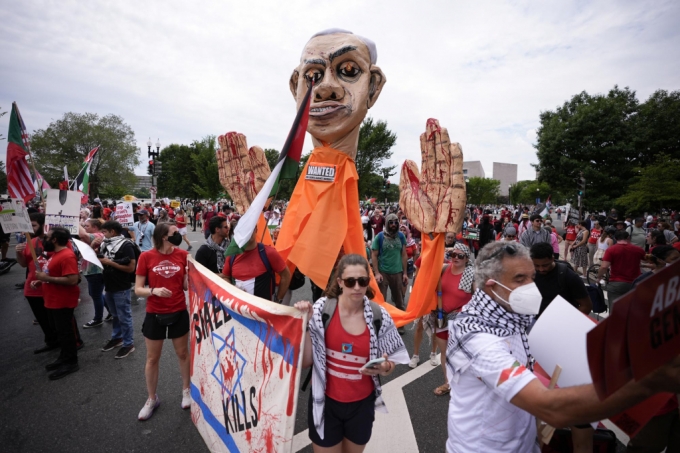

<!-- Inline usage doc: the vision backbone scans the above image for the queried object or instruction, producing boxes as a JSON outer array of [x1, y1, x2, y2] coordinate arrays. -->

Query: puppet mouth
[[309, 103, 347, 117]]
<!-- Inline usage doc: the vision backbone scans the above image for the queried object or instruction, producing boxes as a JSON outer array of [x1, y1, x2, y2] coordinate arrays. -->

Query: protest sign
[[627, 260, 680, 381], [115, 202, 134, 227], [72, 238, 103, 269], [45, 189, 80, 234], [528, 296, 595, 388], [0, 198, 33, 233], [170, 200, 180, 209], [188, 257, 307, 453]]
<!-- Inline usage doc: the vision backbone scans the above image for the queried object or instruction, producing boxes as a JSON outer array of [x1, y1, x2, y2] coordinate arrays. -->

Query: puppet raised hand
[[399, 119, 465, 234], [216, 132, 271, 214]]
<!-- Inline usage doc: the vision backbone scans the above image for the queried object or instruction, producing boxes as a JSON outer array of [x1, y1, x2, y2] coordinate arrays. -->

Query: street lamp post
[[147, 138, 161, 204], [508, 184, 512, 206]]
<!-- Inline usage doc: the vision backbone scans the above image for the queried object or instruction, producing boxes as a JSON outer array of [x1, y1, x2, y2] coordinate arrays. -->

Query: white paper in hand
[[72, 238, 103, 269], [528, 296, 597, 388]]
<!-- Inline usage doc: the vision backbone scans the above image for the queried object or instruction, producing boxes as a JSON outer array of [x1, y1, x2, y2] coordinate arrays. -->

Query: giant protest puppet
[[216, 28, 466, 326]]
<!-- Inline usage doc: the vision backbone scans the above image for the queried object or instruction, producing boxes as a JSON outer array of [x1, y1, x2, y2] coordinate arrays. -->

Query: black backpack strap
[[257, 243, 277, 300], [369, 301, 383, 336], [302, 298, 337, 391]]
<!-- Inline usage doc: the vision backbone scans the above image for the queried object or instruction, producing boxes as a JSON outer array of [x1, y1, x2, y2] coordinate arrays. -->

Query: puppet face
[[291, 33, 385, 144]]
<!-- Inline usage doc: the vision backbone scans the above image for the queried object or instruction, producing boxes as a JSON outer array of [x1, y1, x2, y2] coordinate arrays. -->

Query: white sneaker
[[138, 395, 160, 421], [429, 352, 438, 366], [181, 388, 191, 410], [408, 355, 419, 369]]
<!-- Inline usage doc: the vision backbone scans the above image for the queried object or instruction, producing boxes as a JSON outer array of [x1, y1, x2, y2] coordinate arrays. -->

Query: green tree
[[466, 177, 500, 205], [616, 154, 680, 212], [157, 144, 198, 198], [534, 86, 639, 210], [516, 181, 552, 205], [535, 86, 680, 211], [191, 135, 222, 200], [0, 161, 7, 194], [356, 117, 397, 198], [30, 112, 139, 198], [509, 181, 532, 205], [132, 187, 151, 199]]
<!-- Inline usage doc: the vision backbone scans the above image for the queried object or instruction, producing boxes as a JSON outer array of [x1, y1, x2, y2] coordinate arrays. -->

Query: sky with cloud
[[1, 0, 679, 184]]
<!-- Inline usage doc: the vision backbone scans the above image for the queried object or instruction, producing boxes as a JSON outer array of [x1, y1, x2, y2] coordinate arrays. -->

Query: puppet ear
[[289, 70, 300, 99], [367, 65, 386, 109]]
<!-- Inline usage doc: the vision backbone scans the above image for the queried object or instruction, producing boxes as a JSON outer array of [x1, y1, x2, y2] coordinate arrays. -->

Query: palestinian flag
[[225, 83, 312, 257], [540, 195, 552, 218], [73, 146, 100, 195]]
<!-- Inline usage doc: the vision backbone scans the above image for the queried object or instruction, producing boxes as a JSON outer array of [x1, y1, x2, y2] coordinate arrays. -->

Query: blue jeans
[[85, 273, 106, 322], [105, 289, 133, 347]]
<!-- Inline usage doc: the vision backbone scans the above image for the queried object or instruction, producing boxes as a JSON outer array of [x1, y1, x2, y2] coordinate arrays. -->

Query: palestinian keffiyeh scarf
[[446, 289, 535, 382], [206, 235, 228, 273], [452, 243, 475, 293]]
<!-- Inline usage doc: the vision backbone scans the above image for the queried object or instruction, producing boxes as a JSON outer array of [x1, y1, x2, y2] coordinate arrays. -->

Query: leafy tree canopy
[[615, 154, 680, 213], [0, 161, 7, 194], [534, 86, 680, 212], [30, 112, 139, 199], [466, 177, 500, 205], [356, 117, 397, 198]]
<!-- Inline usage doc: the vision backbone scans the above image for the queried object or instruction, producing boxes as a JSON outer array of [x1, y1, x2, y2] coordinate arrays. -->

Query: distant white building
[[135, 176, 152, 190], [493, 163, 518, 196], [463, 161, 485, 181]]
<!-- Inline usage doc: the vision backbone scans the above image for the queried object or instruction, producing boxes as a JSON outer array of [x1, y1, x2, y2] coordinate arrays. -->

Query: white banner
[[188, 257, 307, 453], [45, 189, 80, 234], [0, 198, 33, 233], [115, 202, 134, 227]]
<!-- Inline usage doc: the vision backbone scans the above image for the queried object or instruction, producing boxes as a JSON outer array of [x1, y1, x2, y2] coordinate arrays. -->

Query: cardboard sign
[[45, 189, 81, 234], [115, 202, 134, 227], [170, 200, 180, 209], [588, 260, 680, 400], [627, 261, 680, 381], [0, 198, 33, 233], [72, 238, 103, 269], [188, 258, 306, 453]]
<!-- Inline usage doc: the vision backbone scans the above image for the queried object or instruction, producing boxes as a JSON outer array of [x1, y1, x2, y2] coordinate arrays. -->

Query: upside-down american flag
[[6, 103, 35, 202]]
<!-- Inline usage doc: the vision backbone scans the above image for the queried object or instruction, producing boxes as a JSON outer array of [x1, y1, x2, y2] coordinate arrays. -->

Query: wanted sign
[[305, 164, 336, 182]]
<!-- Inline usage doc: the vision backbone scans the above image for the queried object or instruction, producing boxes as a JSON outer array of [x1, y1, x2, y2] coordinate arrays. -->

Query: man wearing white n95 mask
[[445, 241, 680, 453]]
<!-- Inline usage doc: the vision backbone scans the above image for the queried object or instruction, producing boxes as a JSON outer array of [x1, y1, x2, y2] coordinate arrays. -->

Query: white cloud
[[1, 0, 679, 186]]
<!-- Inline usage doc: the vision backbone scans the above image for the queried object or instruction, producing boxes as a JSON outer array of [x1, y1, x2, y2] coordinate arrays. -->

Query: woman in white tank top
[[594, 229, 614, 264]]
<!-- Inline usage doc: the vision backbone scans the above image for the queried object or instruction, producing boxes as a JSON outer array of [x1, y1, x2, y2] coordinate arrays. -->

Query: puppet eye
[[304, 69, 323, 84], [338, 62, 361, 78]]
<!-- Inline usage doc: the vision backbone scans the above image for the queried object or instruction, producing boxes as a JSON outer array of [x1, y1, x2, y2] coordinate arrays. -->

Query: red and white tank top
[[324, 309, 374, 402], [565, 226, 577, 241], [588, 229, 602, 244]]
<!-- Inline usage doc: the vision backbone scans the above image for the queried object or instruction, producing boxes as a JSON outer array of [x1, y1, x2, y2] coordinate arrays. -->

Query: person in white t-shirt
[[445, 241, 680, 453]]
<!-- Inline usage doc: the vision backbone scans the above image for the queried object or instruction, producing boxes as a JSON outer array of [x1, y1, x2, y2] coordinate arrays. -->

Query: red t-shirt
[[674, 242, 680, 253], [23, 237, 49, 297], [136, 248, 189, 314], [175, 215, 187, 229], [588, 229, 602, 244], [324, 309, 374, 402], [441, 269, 473, 313], [221, 245, 286, 299], [371, 216, 385, 234], [103, 207, 112, 220], [42, 247, 80, 309], [602, 243, 645, 283], [167, 209, 176, 219], [203, 211, 215, 231], [565, 226, 577, 241]]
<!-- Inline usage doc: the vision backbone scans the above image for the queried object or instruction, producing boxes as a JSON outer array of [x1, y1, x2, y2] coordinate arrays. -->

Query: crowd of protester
[[3, 194, 680, 452]]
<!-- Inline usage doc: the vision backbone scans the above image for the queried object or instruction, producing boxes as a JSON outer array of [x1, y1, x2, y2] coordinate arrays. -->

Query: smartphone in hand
[[360, 357, 386, 371]]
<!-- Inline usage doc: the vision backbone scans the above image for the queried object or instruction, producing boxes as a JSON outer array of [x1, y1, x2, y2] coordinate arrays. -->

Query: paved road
[[0, 230, 626, 452]]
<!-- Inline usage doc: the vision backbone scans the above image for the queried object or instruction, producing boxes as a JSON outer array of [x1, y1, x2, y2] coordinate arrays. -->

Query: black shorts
[[308, 392, 376, 447], [142, 310, 190, 340], [0, 233, 10, 244]]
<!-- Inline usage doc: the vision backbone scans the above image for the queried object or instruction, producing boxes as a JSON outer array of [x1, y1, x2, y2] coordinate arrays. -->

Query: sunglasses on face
[[484, 244, 518, 261], [505, 235, 516, 239], [340, 277, 371, 288], [387, 220, 399, 225], [450, 253, 467, 260]]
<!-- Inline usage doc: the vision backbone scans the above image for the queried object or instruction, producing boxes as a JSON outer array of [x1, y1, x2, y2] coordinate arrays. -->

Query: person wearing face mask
[[99, 221, 138, 359], [445, 241, 680, 453], [134, 222, 191, 421]]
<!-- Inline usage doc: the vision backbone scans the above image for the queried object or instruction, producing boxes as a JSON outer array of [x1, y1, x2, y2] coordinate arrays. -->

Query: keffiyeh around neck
[[447, 289, 535, 377], [206, 235, 227, 273], [451, 243, 474, 293]]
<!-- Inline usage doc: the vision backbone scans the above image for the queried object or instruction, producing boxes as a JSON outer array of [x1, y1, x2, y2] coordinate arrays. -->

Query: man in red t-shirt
[[34, 227, 81, 380], [597, 229, 645, 310], [222, 225, 291, 303]]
